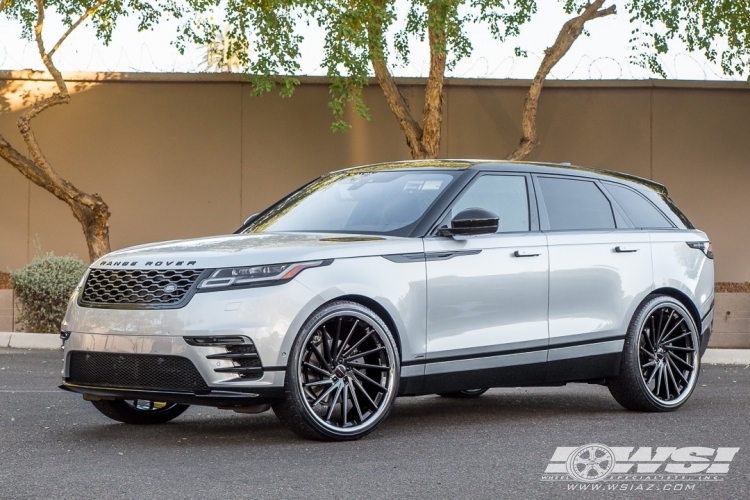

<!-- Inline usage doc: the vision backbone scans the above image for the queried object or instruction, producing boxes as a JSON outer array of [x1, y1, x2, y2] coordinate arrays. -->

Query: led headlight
[[198, 260, 327, 290]]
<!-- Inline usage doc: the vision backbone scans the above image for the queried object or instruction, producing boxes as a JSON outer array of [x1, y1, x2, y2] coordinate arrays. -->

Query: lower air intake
[[68, 352, 209, 392]]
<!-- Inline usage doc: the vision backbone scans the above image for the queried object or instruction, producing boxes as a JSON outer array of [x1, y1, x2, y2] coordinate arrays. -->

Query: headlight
[[198, 260, 329, 290], [686, 241, 713, 259]]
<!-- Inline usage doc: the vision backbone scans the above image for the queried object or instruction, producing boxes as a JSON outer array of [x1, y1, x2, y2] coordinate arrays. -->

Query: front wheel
[[608, 295, 700, 412], [273, 301, 400, 441], [90, 399, 189, 424]]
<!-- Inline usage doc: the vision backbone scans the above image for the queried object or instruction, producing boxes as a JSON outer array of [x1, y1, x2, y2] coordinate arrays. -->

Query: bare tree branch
[[34, 0, 68, 95], [367, 14, 425, 159], [506, 0, 616, 160], [48, 0, 108, 59], [0, 0, 112, 261]]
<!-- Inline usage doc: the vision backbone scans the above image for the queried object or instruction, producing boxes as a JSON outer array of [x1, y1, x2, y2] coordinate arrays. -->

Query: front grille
[[80, 268, 204, 307], [68, 352, 209, 392]]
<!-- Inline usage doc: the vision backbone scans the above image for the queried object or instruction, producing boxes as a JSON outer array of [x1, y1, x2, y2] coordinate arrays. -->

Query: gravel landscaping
[[716, 282, 750, 293]]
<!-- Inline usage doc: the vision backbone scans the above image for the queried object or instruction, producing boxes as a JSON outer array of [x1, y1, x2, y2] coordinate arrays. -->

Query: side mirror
[[438, 208, 499, 237]]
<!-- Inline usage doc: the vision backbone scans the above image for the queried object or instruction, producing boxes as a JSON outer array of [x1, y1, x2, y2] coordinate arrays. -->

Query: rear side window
[[538, 177, 615, 231], [603, 182, 673, 229]]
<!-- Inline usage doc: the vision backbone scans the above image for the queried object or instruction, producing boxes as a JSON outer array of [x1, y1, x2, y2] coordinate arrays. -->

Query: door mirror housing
[[438, 208, 499, 237]]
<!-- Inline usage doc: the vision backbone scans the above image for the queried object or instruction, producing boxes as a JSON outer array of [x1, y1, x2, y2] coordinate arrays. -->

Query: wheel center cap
[[334, 365, 346, 378]]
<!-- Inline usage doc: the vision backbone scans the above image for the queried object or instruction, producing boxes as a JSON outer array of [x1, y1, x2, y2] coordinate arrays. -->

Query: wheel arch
[[332, 294, 403, 361], [649, 287, 702, 331]]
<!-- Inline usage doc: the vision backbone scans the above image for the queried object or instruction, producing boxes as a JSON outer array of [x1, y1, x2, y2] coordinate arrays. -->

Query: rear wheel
[[273, 301, 400, 441], [90, 399, 189, 424], [608, 295, 700, 412], [438, 388, 489, 398]]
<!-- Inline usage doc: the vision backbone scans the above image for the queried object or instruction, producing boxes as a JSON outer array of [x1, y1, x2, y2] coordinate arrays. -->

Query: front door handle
[[514, 250, 541, 257], [615, 246, 639, 253]]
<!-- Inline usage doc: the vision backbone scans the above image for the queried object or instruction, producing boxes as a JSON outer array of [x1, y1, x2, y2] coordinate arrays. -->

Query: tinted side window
[[451, 175, 529, 232], [603, 182, 673, 229], [538, 177, 615, 231]]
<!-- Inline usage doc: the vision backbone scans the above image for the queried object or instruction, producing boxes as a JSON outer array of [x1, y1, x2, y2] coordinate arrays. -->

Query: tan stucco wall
[[1, 73, 749, 281]]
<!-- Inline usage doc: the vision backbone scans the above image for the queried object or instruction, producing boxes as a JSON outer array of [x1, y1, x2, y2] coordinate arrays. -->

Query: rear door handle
[[615, 246, 639, 253], [514, 250, 541, 257]]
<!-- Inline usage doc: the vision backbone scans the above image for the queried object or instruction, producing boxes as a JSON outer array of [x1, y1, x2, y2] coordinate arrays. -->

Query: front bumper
[[60, 332, 288, 406], [59, 382, 284, 407], [59, 279, 324, 405]]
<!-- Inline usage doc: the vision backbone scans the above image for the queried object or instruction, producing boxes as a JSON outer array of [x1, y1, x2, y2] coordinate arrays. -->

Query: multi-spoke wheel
[[438, 388, 489, 398], [608, 295, 700, 412], [273, 301, 399, 441], [90, 399, 189, 424]]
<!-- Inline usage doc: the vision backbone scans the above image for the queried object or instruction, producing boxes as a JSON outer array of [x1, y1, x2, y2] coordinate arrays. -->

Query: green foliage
[[2, 0, 184, 48], [627, 0, 750, 78], [176, 0, 303, 99], [11, 253, 87, 334], [177, 0, 538, 131]]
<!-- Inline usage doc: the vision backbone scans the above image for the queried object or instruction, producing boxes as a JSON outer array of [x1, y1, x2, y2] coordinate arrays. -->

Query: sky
[[0, 2, 740, 81]]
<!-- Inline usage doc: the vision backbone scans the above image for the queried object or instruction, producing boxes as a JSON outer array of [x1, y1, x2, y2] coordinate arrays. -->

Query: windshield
[[243, 170, 459, 236]]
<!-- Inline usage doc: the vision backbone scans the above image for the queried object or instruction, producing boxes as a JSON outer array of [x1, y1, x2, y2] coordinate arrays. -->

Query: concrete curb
[[0, 332, 61, 350], [702, 349, 750, 365], [1, 334, 750, 363]]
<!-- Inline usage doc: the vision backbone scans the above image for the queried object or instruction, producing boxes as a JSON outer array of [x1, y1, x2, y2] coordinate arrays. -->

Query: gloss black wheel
[[608, 295, 700, 412], [273, 301, 399, 441], [438, 388, 489, 398], [90, 399, 189, 424]]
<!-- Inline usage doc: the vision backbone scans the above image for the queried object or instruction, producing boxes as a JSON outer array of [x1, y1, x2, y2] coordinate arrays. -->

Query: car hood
[[93, 232, 424, 270]]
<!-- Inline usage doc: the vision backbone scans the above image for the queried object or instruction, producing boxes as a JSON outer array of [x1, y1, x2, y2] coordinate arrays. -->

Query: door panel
[[546, 230, 653, 347], [424, 233, 549, 360]]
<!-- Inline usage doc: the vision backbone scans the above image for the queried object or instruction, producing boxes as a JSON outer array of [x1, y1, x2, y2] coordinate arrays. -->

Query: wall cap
[[2, 70, 750, 90]]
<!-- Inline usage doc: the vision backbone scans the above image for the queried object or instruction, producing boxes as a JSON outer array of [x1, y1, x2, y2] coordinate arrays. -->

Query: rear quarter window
[[603, 182, 674, 229]]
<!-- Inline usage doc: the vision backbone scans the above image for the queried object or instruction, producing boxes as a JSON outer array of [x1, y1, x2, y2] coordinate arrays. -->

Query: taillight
[[686, 241, 713, 259]]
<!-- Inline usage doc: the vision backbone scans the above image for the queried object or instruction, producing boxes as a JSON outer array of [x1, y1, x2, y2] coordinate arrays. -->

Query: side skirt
[[398, 339, 623, 396]]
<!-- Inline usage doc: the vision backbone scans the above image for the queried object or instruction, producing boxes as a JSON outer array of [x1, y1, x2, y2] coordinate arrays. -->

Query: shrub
[[11, 253, 87, 333]]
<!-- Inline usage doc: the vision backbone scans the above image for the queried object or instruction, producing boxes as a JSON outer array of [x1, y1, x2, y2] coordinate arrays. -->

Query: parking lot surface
[[0, 347, 748, 499]]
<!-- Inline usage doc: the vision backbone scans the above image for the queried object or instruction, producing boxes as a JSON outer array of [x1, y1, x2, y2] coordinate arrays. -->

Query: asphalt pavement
[[0, 347, 748, 500]]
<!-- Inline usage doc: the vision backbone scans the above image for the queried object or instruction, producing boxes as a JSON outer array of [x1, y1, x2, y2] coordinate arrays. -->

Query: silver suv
[[60, 160, 714, 441]]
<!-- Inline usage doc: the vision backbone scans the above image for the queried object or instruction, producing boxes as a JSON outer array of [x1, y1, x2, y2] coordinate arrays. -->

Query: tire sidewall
[[285, 301, 400, 440], [91, 399, 189, 424], [630, 296, 700, 410]]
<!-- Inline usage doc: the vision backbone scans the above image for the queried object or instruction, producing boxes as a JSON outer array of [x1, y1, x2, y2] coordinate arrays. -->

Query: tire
[[608, 295, 700, 412], [91, 399, 189, 425], [438, 388, 489, 398], [273, 300, 400, 441]]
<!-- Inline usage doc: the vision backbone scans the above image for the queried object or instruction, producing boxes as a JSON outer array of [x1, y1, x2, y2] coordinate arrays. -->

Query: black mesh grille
[[68, 352, 209, 392], [80, 268, 204, 307]]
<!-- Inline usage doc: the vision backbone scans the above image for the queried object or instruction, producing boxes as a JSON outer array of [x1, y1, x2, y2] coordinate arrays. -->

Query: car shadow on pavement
[[63, 385, 643, 446]]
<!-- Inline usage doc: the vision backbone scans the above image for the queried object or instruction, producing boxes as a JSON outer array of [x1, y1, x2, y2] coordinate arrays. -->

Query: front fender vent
[[185, 336, 263, 380]]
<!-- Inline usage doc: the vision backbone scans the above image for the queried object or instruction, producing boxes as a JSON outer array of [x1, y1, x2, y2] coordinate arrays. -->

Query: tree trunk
[[367, 0, 447, 160], [506, 0, 616, 161], [420, 16, 447, 159], [0, 0, 111, 263]]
